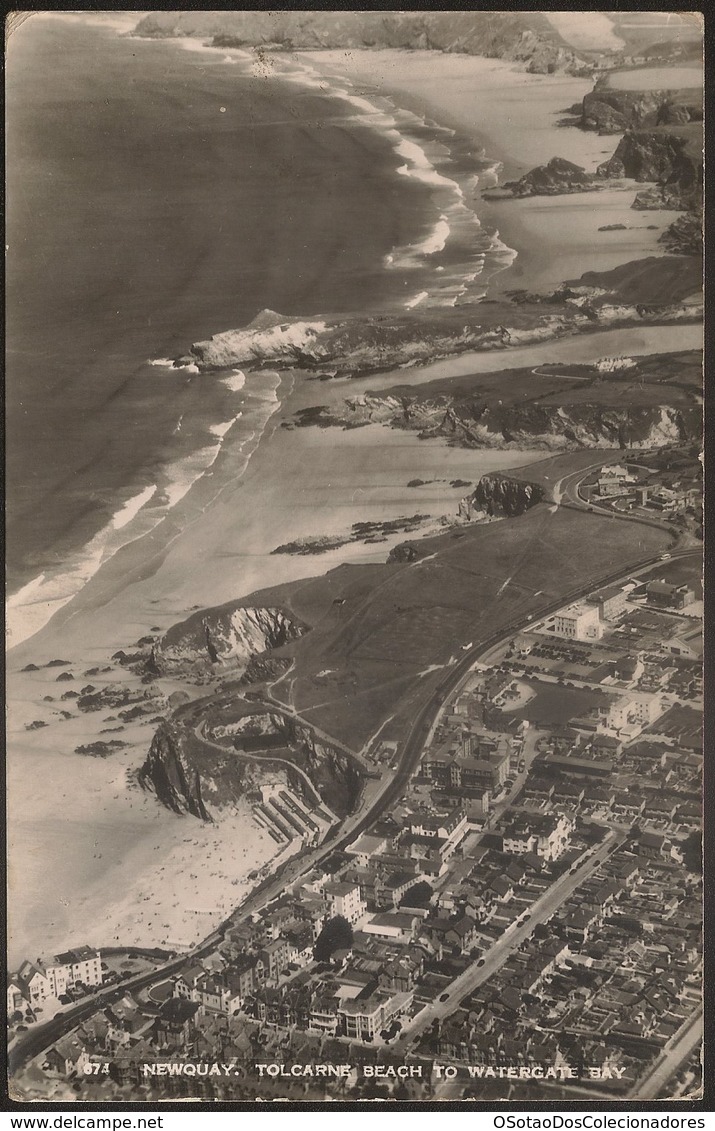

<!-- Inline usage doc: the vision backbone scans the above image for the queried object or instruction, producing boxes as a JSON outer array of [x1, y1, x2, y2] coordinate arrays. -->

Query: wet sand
[[304, 50, 683, 295], [7, 45, 702, 971], [6, 367, 542, 967]]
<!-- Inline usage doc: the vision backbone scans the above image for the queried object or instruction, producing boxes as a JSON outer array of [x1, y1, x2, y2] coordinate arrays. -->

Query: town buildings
[[552, 603, 602, 641]]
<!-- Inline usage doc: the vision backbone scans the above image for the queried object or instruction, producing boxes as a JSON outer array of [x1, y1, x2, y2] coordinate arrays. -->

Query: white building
[[345, 833, 388, 868], [338, 990, 413, 1042], [43, 947, 103, 997], [17, 948, 102, 1005], [362, 912, 420, 944], [18, 963, 51, 1007], [597, 463, 632, 497], [603, 693, 663, 733], [409, 810, 468, 850], [7, 978, 27, 1015], [595, 356, 636, 373], [323, 881, 367, 926], [502, 813, 574, 862], [552, 602, 602, 641]]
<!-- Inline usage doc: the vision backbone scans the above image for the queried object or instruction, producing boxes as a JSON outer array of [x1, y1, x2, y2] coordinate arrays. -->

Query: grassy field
[[232, 504, 670, 749], [566, 256, 702, 305], [373, 350, 701, 407], [502, 678, 609, 726]]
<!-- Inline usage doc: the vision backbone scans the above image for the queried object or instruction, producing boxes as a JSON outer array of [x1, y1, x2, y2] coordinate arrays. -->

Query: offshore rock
[[460, 475, 544, 520], [498, 157, 595, 198]]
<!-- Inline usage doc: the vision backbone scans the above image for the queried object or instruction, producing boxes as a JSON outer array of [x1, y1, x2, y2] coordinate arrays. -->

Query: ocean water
[[6, 16, 502, 645]]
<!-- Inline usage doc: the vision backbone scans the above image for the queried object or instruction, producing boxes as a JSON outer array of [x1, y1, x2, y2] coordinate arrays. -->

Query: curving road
[[9, 467, 699, 1079]]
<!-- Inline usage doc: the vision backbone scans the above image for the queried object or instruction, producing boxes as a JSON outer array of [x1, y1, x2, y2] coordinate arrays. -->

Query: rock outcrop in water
[[494, 157, 597, 198]]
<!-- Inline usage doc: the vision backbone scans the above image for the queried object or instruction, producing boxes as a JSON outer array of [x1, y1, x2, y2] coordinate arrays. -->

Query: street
[[393, 829, 625, 1052], [629, 1007, 703, 1100], [8, 465, 697, 1080]]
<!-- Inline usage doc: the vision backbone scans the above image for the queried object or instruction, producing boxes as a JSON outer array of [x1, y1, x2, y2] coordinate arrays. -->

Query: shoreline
[[6, 34, 702, 970], [301, 49, 684, 298]]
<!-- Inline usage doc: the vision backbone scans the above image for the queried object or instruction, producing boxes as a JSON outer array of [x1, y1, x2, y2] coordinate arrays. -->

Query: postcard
[[5, 9, 704, 1106]]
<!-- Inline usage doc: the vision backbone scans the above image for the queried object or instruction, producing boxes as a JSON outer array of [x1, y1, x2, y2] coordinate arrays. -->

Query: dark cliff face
[[434, 399, 700, 452], [598, 128, 702, 211], [466, 475, 545, 519], [138, 722, 212, 820], [138, 713, 365, 822], [582, 86, 702, 134], [659, 213, 702, 257], [133, 12, 586, 73], [280, 720, 364, 818]]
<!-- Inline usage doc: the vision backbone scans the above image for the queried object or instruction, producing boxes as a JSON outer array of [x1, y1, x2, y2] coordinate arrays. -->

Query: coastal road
[[391, 828, 625, 1054], [628, 1007, 703, 1101], [7, 953, 193, 1076], [9, 478, 696, 1076]]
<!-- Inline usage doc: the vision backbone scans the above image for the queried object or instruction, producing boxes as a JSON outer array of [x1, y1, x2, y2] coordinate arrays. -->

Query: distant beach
[[303, 49, 687, 295], [6, 20, 702, 969]]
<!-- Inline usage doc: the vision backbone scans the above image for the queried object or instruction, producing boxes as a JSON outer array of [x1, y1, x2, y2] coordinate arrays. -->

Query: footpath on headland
[[8, 458, 699, 1078]]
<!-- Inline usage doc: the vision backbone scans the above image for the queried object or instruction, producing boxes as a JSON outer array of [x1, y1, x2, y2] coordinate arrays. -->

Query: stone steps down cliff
[[155, 605, 307, 678], [138, 713, 364, 822]]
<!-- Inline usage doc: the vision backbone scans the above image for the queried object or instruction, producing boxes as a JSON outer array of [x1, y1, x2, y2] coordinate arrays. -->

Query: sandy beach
[[5, 365, 542, 968], [6, 41, 701, 973], [303, 50, 682, 294]]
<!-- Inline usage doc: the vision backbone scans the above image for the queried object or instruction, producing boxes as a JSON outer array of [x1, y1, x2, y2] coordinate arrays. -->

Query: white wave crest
[[112, 484, 158, 530], [404, 291, 429, 310], [220, 369, 246, 393], [7, 484, 160, 648]]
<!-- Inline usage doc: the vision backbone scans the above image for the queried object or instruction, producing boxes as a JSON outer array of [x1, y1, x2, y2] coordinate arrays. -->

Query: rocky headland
[[139, 712, 364, 822], [178, 267, 700, 380], [289, 347, 701, 454], [153, 604, 307, 680]]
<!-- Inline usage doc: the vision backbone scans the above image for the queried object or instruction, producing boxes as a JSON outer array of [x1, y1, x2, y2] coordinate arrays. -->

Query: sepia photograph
[[5, 8, 704, 1107]]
